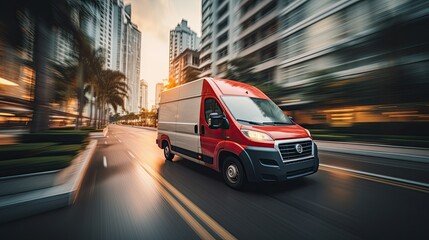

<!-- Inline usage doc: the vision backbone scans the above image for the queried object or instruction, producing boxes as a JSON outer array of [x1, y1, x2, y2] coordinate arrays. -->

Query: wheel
[[163, 142, 174, 161], [222, 156, 246, 189]]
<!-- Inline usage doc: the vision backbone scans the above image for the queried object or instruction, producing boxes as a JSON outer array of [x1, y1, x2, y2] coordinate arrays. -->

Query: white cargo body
[[158, 79, 204, 155]]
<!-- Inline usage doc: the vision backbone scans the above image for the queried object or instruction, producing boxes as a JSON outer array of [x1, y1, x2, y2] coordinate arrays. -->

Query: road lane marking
[[103, 156, 107, 168], [149, 174, 215, 240], [105, 141, 107, 145], [118, 139, 122, 143], [320, 164, 429, 193], [128, 151, 135, 159], [137, 158, 237, 240]]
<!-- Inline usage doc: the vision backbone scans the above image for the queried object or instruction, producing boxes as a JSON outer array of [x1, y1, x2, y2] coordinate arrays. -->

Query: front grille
[[278, 140, 313, 161]]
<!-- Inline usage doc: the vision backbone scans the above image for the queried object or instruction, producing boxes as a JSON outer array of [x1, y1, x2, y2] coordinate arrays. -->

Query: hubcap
[[164, 146, 169, 157], [226, 164, 239, 183]]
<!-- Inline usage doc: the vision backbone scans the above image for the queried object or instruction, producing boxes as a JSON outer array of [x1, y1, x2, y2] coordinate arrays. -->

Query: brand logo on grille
[[295, 144, 303, 153]]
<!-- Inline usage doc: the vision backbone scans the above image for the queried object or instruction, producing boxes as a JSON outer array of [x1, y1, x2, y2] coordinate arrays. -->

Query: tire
[[222, 156, 246, 190], [163, 142, 174, 161]]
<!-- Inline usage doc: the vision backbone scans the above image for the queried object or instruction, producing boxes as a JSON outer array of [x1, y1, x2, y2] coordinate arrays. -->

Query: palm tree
[[95, 70, 128, 127], [52, 42, 105, 129], [76, 44, 105, 128], [0, 0, 97, 132]]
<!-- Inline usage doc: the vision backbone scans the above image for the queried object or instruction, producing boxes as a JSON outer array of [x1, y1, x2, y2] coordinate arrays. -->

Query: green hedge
[[20, 132, 89, 144], [0, 155, 74, 177], [33, 144, 84, 157], [0, 143, 57, 161]]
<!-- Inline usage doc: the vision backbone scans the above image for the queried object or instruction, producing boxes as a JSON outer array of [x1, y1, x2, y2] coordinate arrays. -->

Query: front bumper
[[239, 143, 319, 182]]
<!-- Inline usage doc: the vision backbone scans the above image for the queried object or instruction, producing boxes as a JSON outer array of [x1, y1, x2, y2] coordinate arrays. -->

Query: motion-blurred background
[[1, 0, 429, 147]]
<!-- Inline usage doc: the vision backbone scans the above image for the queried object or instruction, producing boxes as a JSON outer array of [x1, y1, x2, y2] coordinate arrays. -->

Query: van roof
[[209, 78, 269, 99]]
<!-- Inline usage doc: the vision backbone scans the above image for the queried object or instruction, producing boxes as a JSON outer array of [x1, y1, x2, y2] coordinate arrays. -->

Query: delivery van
[[156, 78, 319, 189]]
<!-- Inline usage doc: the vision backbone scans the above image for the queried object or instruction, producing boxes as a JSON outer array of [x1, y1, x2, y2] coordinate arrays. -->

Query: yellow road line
[[151, 174, 215, 240], [320, 166, 429, 194], [139, 161, 237, 240]]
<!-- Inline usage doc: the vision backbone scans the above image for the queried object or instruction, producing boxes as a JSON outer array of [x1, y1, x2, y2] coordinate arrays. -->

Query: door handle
[[194, 124, 198, 134], [201, 125, 205, 135]]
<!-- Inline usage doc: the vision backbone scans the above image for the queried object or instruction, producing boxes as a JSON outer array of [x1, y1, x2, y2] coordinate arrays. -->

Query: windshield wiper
[[262, 121, 294, 125], [235, 119, 264, 125]]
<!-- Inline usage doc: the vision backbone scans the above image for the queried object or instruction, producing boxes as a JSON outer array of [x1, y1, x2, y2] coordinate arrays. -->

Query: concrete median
[[0, 139, 97, 224]]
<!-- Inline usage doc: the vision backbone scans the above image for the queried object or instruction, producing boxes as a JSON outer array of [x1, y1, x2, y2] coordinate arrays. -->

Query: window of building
[[260, 43, 277, 62], [217, 62, 228, 74], [217, 46, 228, 59], [217, 32, 228, 46], [217, 18, 229, 32], [217, 4, 228, 19]]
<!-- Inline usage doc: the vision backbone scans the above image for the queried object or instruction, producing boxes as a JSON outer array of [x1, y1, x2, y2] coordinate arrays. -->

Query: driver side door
[[199, 97, 225, 164]]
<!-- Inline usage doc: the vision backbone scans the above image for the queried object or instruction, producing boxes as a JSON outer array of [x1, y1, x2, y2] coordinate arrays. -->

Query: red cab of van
[[156, 78, 319, 189]]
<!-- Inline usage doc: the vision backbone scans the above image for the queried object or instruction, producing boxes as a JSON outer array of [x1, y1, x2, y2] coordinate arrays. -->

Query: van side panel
[[158, 101, 178, 146], [175, 97, 201, 154], [158, 79, 204, 157]]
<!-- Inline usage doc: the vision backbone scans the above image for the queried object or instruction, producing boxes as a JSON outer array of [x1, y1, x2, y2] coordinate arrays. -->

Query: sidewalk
[[316, 140, 429, 164], [122, 125, 157, 131], [0, 138, 98, 223]]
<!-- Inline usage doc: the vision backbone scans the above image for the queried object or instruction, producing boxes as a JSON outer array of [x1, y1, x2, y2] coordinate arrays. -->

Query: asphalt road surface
[[1, 125, 428, 239]]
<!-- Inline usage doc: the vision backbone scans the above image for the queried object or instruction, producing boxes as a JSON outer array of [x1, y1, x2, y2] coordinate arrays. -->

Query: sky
[[124, 0, 201, 109]]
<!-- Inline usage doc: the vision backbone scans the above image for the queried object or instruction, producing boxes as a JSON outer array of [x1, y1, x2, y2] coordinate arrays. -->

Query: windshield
[[221, 96, 293, 125]]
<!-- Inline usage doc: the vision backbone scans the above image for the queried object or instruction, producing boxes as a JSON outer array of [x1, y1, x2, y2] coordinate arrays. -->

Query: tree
[[0, 0, 98, 132], [76, 45, 105, 128], [95, 70, 128, 127]]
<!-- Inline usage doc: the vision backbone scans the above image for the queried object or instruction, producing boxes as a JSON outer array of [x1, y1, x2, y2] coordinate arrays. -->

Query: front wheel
[[163, 143, 174, 161], [222, 156, 246, 190]]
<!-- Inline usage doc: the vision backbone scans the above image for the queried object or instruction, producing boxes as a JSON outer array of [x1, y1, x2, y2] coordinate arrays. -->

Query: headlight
[[241, 130, 273, 141], [304, 128, 311, 137]]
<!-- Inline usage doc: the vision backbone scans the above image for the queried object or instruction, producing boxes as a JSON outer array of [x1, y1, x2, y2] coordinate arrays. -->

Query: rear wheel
[[222, 156, 246, 189], [163, 142, 174, 161]]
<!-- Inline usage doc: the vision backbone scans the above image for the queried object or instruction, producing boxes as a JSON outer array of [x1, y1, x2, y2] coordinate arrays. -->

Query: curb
[[318, 146, 429, 164], [122, 125, 157, 131], [0, 140, 98, 224]]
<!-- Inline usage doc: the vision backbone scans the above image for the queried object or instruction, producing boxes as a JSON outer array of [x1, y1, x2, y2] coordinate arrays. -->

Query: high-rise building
[[122, 5, 141, 113], [171, 48, 201, 85], [155, 82, 164, 109], [169, 19, 200, 81], [200, 0, 429, 87], [199, 0, 239, 78], [139, 79, 148, 111]]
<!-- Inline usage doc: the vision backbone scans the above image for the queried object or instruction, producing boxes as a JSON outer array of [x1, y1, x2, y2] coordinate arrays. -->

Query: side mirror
[[208, 113, 229, 129]]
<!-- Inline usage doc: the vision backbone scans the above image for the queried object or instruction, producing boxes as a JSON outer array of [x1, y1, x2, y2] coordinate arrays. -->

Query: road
[[1, 125, 428, 239]]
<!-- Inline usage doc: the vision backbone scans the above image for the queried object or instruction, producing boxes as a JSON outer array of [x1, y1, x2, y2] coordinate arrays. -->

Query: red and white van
[[156, 78, 319, 189]]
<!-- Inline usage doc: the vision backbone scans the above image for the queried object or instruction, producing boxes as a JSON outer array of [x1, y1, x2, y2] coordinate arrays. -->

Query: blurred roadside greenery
[[0, 128, 93, 177]]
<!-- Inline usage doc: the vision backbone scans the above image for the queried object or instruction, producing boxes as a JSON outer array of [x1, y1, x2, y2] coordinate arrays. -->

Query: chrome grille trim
[[274, 137, 314, 163]]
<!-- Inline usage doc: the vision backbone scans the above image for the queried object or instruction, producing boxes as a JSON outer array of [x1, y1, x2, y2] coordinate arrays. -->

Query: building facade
[[200, 0, 429, 86], [171, 49, 201, 85], [122, 5, 141, 113], [199, 0, 240, 78], [139, 79, 148, 111], [169, 19, 200, 81], [199, 0, 429, 126]]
